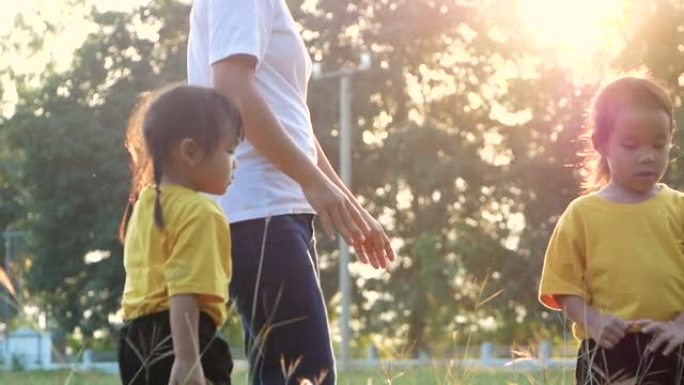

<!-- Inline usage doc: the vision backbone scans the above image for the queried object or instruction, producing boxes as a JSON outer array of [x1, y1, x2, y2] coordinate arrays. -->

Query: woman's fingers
[[372, 233, 389, 269], [360, 217, 394, 269], [366, 240, 383, 269], [346, 200, 371, 235], [328, 204, 354, 246], [305, 176, 364, 244], [376, 232, 395, 266], [352, 244, 370, 265], [384, 237, 396, 262], [338, 201, 366, 245], [318, 196, 395, 270], [341, 210, 392, 270]]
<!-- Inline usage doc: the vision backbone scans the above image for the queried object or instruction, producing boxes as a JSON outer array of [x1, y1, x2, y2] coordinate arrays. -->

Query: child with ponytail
[[118, 85, 243, 385]]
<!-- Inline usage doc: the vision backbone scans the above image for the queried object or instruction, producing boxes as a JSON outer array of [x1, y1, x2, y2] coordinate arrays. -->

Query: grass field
[[0, 366, 575, 385]]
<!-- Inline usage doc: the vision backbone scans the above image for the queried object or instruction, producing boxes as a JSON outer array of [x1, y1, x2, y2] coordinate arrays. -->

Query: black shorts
[[576, 333, 684, 385], [118, 310, 233, 385]]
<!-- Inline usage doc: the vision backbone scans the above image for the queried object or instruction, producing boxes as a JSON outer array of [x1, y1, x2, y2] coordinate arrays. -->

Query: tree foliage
[[0, 0, 682, 352]]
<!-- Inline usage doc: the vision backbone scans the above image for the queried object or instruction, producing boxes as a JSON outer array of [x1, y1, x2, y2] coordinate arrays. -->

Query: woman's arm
[[211, 55, 367, 247], [168, 295, 205, 385]]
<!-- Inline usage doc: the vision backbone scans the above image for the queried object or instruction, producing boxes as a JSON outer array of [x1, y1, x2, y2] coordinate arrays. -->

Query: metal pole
[[338, 73, 352, 370], [2, 231, 12, 326]]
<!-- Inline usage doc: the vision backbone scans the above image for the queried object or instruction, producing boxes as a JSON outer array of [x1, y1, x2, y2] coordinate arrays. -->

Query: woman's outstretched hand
[[302, 172, 394, 269], [352, 209, 395, 269], [302, 172, 368, 246]]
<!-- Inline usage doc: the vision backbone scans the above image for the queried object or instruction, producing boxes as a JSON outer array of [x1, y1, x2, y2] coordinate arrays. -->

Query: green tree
[[614, 0, 684, 182], [1, 0, 681, 354], [2, 1, 190, 339], [300, 0, 684, 355]]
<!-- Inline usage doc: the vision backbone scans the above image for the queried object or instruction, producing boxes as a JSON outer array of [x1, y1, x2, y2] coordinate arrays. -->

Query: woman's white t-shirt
[[187, 0, 317, 223]]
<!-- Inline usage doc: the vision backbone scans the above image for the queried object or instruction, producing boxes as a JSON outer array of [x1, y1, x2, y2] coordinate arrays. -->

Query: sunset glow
[[517, 0, 626, 70]]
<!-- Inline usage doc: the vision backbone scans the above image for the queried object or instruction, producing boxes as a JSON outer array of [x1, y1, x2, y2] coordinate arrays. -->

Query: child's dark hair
[[118, 84, 244, 242], [579, 75, 676, 193]]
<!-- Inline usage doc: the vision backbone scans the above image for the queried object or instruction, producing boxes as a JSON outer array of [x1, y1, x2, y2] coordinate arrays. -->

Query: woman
[[186, 1, 395, 384]]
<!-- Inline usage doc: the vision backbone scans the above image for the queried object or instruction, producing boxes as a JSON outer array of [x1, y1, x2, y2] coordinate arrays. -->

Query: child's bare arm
[[169, 294, 205, 385], [557, 295, 631, 350]]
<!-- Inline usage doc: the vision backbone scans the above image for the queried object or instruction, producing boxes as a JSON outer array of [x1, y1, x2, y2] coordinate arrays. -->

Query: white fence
[[0, 329, 576, 374], [0, 328, 52, 370]]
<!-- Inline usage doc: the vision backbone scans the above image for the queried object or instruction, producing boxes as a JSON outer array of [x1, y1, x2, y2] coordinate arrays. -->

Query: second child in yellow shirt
[[118, 85, 244, 385], [539, 76, 684, 384]]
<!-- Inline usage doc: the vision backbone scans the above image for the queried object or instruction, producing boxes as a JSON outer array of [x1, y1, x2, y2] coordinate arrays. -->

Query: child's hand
[[636, 319, 684, 356], [586, 314, 631, 350], [169, 358, 205, 385]]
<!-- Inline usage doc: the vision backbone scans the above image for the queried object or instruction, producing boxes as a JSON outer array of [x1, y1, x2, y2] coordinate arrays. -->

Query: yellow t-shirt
[[121, 185, 231, 326], [539, 184, 684, 339]]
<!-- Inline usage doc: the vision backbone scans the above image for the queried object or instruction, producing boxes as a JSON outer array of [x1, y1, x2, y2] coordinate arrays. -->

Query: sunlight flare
[[517, 0, 625, 70]]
